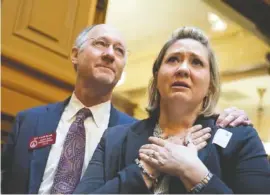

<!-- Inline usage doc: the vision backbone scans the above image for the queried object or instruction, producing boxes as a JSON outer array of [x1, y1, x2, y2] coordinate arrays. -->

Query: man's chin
[[96, 75, 117, 86]]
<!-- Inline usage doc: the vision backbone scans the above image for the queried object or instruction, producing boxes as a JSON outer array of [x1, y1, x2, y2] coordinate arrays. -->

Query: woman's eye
[[167, 56, 179, 63], [192, 58, 203, 66]]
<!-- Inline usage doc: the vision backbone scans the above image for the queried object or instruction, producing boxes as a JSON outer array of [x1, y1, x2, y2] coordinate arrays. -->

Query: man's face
[[72, 25, 127, 87]]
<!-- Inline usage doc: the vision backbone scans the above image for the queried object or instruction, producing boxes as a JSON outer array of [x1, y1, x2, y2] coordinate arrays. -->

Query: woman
[[74, 27, 270, 194]]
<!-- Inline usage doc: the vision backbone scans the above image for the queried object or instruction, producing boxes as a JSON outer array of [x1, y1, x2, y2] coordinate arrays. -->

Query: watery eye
[[95, 40, 107, 47], [167, 56, 179, 63], [115, 47, 125, 55], [192, 58, 203, 66]]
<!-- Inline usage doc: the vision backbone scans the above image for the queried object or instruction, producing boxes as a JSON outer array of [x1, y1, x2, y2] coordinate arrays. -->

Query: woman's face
[[157, 38, 210, 109]]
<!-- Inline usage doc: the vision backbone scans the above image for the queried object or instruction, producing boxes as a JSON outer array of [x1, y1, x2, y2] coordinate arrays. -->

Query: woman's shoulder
[[216, 125, 258, 142], [211, 125, 265, 156], [201, 115, 258, 142]]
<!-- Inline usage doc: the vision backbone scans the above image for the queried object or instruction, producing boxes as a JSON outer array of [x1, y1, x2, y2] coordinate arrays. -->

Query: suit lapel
[[124, 119, 156, 165], [28, 98, 69, 193], [108, 105, 119, 127], [196, 116, 217, 166]]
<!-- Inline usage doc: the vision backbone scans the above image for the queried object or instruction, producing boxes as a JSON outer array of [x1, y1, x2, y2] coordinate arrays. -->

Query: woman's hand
[[167, 124, 211, 151], [138, 125, 211, 189], [139, 136, 209, 190]]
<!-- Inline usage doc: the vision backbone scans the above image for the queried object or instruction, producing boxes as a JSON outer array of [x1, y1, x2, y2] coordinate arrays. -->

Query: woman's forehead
[[166, 38, 208, 58]]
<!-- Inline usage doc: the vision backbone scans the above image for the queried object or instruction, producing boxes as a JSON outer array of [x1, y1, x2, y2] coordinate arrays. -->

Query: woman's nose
[[175, 61, 190, 77]]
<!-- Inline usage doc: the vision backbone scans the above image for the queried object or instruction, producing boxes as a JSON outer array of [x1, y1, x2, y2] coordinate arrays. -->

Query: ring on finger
[[185, 136, 193, 146], [149, 151, 154, 158]]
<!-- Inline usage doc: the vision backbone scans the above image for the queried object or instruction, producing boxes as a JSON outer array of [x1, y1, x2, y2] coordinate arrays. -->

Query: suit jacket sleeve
[[1, 112, 23, 194], [201, 126, 270, 194], [74, 130, 150, 194]]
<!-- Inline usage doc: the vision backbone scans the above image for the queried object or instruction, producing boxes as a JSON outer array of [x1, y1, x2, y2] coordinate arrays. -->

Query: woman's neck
[[158, 101, 201, 136]]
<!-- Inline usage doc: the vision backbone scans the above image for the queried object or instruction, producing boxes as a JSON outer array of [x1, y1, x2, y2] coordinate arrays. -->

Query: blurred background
[[1, 0, 270, 156]]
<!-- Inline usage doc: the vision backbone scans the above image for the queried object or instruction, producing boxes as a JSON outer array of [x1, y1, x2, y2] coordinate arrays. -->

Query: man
[[1, 24, 251, 194]]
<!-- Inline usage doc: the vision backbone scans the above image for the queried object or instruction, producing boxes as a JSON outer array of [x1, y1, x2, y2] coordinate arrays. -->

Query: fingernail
[[229, 123, 235, 127]]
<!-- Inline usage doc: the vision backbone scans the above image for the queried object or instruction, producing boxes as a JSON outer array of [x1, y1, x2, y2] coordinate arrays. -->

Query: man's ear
[[71, 47, 79, 71]]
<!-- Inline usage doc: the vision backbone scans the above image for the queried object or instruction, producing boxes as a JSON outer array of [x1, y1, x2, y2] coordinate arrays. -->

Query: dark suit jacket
[[74, 116, 270, 194], [1, 98, 137, 194]]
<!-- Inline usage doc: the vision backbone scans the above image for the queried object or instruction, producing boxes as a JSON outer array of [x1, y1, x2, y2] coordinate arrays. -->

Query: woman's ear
[[71, 47, 79, 71]]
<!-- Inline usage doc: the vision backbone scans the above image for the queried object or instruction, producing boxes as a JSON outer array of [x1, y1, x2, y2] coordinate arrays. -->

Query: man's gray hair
[[74, 25, 96, 50]]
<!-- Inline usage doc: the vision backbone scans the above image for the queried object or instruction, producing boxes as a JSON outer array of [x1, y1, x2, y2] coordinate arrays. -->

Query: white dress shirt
[[38, 93, 111, 194]]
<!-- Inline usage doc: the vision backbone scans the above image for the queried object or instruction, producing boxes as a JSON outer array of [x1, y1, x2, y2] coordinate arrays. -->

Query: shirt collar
[[65, 93, 111, 128]]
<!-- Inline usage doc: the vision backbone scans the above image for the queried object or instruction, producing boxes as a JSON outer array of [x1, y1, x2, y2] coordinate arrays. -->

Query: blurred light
[[208, 12, 227, 32], [263, 141, 270, 155], [117, 71, 126, 86]]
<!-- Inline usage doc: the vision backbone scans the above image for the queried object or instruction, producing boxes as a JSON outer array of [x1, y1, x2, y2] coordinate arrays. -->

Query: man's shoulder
[[116, 110, 138, 122], [17, 101, 64, 118], [111, 107, 138, 125]]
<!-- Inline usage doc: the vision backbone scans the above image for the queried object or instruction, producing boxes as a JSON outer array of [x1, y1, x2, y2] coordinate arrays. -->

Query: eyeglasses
[[89, 38, 130, 58]]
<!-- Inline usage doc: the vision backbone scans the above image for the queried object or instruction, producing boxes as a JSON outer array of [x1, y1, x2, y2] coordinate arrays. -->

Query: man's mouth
[[96, 64, 115, 73]]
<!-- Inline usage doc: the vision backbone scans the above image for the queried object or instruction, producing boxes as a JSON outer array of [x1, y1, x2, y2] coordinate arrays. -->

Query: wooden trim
[[94, 0, 108, 24], [2, 46, 76, 86], [2, 56, 73, 103]]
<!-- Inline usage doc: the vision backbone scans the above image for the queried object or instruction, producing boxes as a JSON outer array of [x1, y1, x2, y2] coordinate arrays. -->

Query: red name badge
[[29, 133, 56, 149]]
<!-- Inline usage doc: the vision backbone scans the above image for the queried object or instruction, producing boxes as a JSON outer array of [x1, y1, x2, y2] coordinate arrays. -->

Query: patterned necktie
[[50, 108, 91, 194]]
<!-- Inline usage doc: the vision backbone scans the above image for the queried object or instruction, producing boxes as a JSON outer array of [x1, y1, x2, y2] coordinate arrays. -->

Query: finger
[[242, 120, 253, 126], [140, 144, 168, 158], [151, 151, 165, 166], [188, 124, 203, 133], [216, 113, 227, 125], [218, 115, 235, 128], [191, 127, 211, 139], [139, 153, 161, 167], [184, 133, 192, 146], [216, 107, 233, 125], [140, 144, 160, 151], [185, 134, 197, 151], [139, 148, 156, 157], [196, 141, 207, 151], [193, 133, 211, 145], [228, 115, 248, 127], [148, 136, 167, 147]]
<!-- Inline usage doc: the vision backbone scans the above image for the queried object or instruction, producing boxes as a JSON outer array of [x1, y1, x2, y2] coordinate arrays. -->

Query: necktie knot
[[76, 108, 91, 121]]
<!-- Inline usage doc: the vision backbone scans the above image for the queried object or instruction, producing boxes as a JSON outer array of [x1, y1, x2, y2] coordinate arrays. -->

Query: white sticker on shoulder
[[212, 128, 232, 148]]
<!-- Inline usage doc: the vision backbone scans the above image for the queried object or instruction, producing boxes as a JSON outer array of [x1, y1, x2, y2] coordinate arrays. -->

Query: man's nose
[[102, 46, 115, 63]]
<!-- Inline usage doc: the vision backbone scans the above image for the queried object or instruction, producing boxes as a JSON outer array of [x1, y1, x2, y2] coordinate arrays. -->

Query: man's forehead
[[88, 24, 126, 46]]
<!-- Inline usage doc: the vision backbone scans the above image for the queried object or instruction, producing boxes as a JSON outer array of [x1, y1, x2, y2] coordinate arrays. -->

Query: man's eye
[[94, 40, 107, 47], [115, 47, 125, 55]]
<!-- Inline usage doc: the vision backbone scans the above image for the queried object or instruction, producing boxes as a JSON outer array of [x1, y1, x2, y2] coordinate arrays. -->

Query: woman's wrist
[[178, 158, 209, 190], [135, 158, 159, 189]]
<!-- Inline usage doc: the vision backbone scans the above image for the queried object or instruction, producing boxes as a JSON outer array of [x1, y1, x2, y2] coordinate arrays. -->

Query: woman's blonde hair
[[147, 26, 220, 118]]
